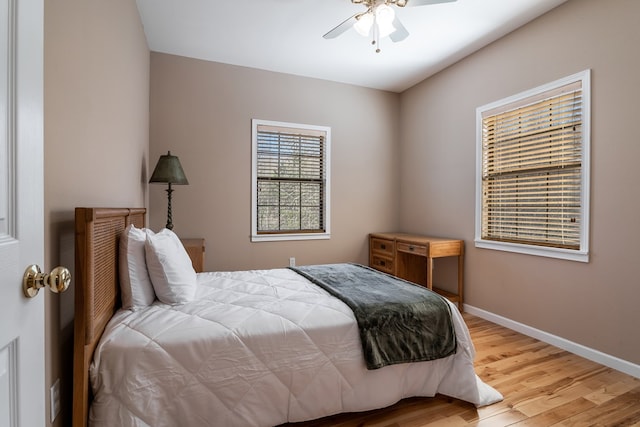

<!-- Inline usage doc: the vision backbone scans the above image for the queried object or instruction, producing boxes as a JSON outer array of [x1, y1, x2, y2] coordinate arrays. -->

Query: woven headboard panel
[[72, 207, 145, 427]]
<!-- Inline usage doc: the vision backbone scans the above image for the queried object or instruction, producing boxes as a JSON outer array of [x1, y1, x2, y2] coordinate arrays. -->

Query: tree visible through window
[[475, 70, 590, 262], [251, 119, 331, 242]]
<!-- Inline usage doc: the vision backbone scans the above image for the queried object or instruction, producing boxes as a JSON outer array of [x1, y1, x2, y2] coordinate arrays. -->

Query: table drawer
[[370, 237, 394, 257], [429, 240, 463, 257], [371, 254, 394, 274], [397, 242, 427, 257]]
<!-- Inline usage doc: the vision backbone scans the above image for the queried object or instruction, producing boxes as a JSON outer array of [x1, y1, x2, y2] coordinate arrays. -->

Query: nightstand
[[180, 238, 205, 273]]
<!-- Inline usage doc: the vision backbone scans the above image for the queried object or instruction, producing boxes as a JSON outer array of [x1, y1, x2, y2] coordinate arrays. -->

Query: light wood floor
[[281, 313, 640, 427]]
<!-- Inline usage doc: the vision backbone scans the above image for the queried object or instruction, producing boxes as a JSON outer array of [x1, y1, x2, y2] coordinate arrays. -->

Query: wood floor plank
[[583, 374, 640, 405], [556, 389, 640, 426], [515, 383, 594, 417], [509, 397, 596, 426], [280, 313, 640, 427], [475, 408, 528, 426]]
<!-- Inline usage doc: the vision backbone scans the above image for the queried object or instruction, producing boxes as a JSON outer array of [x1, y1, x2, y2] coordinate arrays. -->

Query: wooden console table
[[369, 232, 464, 311]]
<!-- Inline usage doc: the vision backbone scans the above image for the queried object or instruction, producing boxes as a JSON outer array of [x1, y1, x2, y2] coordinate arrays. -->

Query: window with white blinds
[[251, 119, 331, 242], [475, 70, 590, 262]]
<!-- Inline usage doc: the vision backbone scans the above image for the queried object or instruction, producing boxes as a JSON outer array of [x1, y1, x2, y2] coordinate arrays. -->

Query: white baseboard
[[464, 304, 640, 379]]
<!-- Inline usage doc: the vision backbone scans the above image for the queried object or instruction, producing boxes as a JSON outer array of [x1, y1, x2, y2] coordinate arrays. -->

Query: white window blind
[[251, 120, 331, 241], [476, 70, 590, 261]]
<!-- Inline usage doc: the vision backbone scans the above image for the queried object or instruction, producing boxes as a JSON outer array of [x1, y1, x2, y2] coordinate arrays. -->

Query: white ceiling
[[135, 0, 567, 93]]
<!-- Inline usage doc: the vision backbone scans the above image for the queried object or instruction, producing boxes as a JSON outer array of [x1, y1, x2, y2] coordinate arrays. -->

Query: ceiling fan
[[323, 0, 458, 53]]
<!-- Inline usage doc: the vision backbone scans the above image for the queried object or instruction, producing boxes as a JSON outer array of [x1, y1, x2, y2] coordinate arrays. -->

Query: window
[[475, 70, 590, 262], [251, 119, 331, 242]]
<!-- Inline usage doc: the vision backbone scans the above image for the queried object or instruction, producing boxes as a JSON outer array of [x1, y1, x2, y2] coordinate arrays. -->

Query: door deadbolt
[[23, 265, 71, 298]]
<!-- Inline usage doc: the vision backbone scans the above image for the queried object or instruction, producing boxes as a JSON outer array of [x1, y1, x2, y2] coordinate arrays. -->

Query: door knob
[[23, 265, 71, 298]]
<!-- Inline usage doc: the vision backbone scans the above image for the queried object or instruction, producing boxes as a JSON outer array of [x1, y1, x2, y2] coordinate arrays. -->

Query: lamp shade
[[149, 151, 189, 185]]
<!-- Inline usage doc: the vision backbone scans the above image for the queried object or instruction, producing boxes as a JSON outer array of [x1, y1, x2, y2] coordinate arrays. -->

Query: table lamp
[[149, 151, 189, 230]]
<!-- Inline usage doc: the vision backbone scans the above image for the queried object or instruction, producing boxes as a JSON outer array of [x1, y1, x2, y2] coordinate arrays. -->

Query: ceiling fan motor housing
[[350, 0, 409, 7]]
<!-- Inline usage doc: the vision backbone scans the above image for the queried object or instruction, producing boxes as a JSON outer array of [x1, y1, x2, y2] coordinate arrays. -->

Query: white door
[[0, 0, 45, 426]]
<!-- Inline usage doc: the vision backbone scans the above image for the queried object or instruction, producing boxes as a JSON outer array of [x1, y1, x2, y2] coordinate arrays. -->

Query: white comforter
[[90, 268, 502, 426]]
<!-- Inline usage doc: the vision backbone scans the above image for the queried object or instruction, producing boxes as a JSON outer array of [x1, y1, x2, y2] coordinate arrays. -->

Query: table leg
[[426, 257, 433, 290], [457, 254, 464, 311]]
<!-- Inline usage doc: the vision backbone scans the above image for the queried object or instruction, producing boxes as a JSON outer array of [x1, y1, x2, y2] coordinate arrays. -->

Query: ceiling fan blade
[[405, 0, 457, 6], [323, 14, 358, 39], [389, 17, 409, 42]]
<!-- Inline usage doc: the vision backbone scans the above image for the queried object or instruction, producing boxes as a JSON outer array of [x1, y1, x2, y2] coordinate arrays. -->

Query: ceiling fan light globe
[[374, 5, 396, 38], [378, 20, 396, 38], [354, 12, 374, 36], [375, 4, 395, 24]]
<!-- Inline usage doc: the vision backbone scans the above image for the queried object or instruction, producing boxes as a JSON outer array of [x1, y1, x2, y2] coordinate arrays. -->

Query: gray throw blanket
[[290, 263, 456, 370]]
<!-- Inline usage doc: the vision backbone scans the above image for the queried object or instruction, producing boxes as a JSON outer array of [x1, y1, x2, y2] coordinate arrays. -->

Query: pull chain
[[372, 14, 381, 53]]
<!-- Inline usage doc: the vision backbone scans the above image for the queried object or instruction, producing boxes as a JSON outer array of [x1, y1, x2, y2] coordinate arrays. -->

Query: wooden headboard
[[72, 207, 146, 427]]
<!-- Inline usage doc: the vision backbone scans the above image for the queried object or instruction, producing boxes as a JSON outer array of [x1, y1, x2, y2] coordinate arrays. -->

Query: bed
[[72, 207, 502, 427]]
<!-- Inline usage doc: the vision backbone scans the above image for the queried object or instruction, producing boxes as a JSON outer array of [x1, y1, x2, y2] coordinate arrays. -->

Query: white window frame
[[475, 70, 591, 262], [251, 119, 331, 242]]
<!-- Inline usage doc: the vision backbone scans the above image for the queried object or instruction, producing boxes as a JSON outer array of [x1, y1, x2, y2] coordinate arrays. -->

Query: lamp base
[[165, 184, 174, 230]]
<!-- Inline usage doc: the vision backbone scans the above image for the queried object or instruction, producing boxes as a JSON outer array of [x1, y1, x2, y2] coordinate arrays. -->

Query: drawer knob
[[381, 244, 386, 249], [409, 245, 415, 251]]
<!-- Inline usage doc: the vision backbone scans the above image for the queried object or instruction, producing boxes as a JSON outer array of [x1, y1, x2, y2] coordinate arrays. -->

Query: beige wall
[[148, 53, 400, 271], [44, 0, 149, 425], [399, 0, 640, 364]]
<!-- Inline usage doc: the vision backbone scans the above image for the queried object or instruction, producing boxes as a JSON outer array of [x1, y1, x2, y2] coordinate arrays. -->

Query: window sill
[[474, 239, 589, 263], [251, 232, 331, 243]]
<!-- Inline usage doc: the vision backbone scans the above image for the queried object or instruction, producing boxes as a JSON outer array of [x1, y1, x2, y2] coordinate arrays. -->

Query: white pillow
[[119, 224, 156, 310], [145, 228, 197, 304]]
